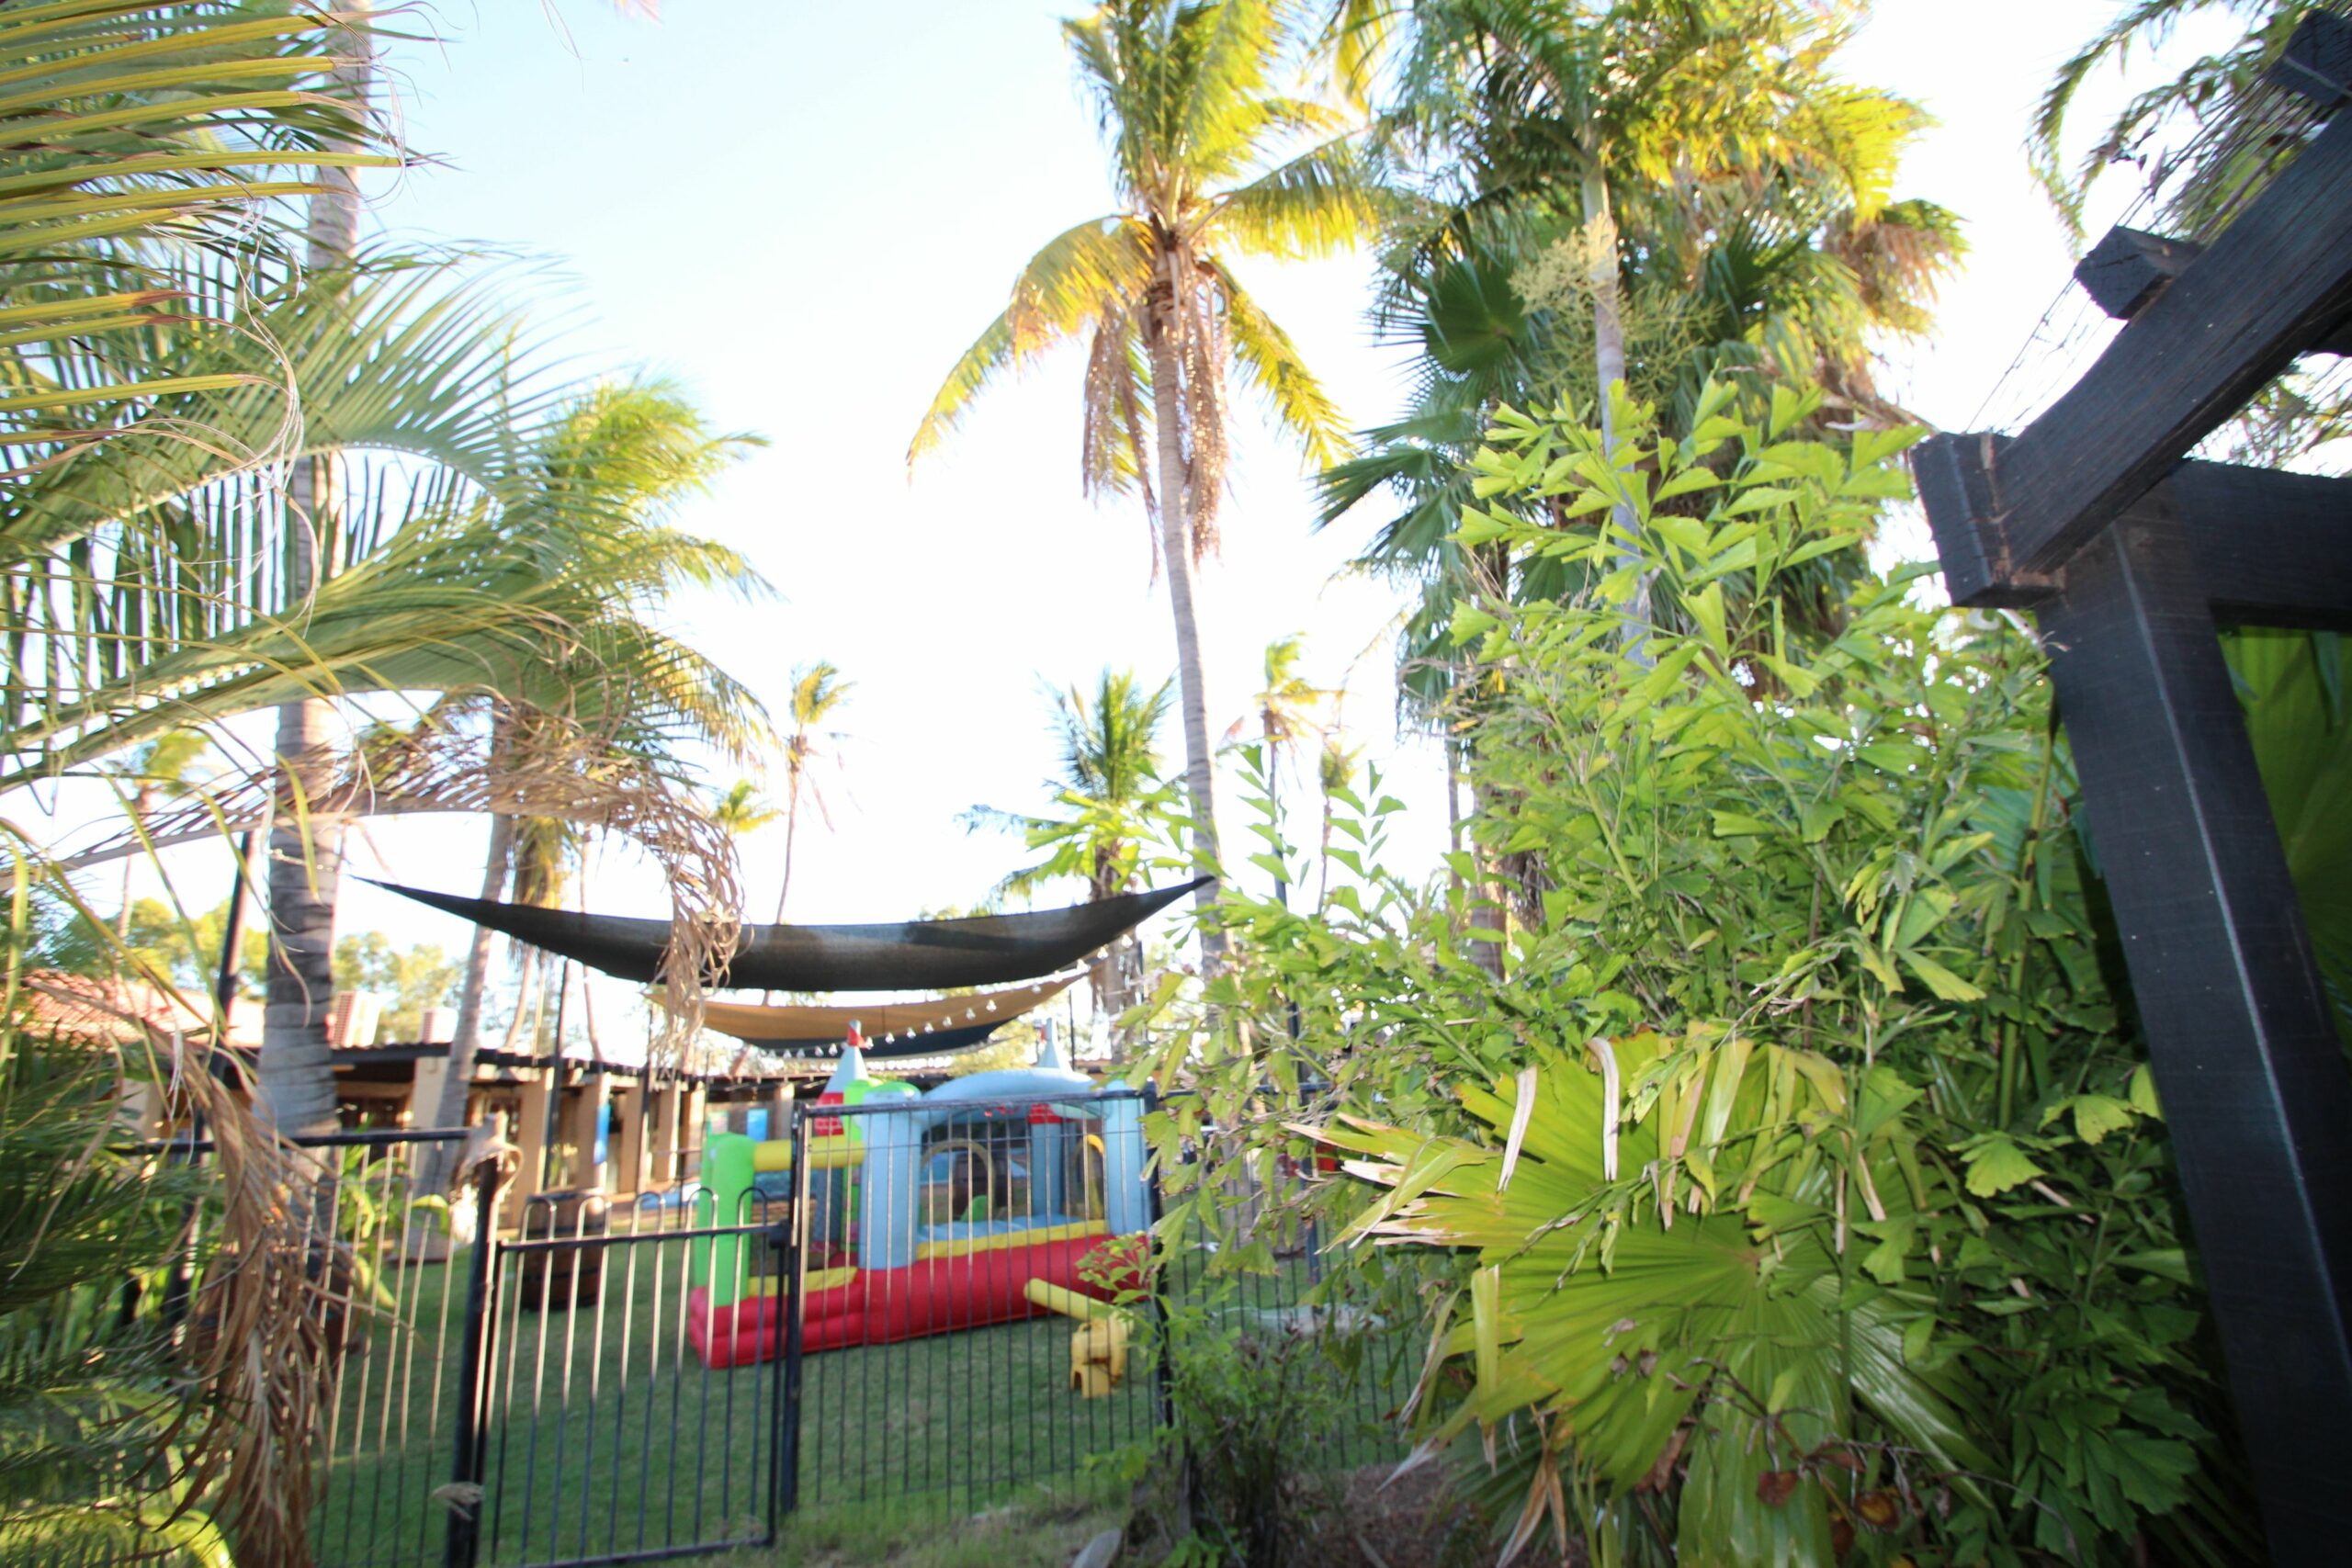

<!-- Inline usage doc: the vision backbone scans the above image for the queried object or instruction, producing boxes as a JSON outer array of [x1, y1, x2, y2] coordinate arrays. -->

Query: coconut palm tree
[[968, 670, 1182, 1018], [775, 663, 851, 930], [418, 380, 774, 1154], [910, 0, 1391, 964], [0, 6, 392, 1556], [258, 0, 375, 1140], [1313, 729, 1363, 912], [1359, 0, 1953, 634], [1319, 0, 1959, 700], [712, 780, 783, 845]]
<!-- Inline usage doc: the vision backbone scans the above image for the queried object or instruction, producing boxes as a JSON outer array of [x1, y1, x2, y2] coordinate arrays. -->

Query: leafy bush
[[1143, 385, 2252, 1565]]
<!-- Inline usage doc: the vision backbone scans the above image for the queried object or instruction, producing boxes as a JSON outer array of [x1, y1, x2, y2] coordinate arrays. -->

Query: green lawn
[[311, 1221, 1407, 1568]]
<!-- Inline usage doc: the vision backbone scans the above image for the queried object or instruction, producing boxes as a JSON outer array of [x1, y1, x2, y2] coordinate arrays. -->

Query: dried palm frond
[[52, 700, 741, 1057]]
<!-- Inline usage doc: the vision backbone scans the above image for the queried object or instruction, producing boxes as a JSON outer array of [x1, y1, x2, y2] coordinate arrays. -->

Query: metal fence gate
[[458, 1190, 791, 1566], [151, 1102, 1412, 1567]]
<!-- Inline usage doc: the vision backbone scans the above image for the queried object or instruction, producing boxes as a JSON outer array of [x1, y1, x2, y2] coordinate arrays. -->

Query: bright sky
[[48, 1, 2221, 1049]]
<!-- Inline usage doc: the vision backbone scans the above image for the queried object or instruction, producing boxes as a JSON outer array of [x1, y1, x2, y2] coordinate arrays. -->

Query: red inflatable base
[[684, 1234, 1141, 1369]]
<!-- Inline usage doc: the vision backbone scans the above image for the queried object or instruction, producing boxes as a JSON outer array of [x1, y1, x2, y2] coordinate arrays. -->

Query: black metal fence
[[467, 1188, 790, 1566], [137, 1099, 1412, 1567], [771, 1089, 1411, 1515]]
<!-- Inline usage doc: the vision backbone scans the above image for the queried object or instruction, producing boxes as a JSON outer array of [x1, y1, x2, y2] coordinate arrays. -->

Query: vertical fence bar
[[443, 1165, 500, 1568], [776, 1101, 811, 1518], [1143, 1085, 1175, 1436]]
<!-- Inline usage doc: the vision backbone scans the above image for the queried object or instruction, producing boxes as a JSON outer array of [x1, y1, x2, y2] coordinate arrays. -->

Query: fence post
[[444, 1164, 502, 1568], [774, 1102, 812, 1520], [1142, 1085, 1175, 1435]]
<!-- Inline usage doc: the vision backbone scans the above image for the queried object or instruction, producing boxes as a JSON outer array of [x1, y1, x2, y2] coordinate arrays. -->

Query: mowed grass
[[314, 1221, 1159, 1568], [311, 1216, 1409, 1568]]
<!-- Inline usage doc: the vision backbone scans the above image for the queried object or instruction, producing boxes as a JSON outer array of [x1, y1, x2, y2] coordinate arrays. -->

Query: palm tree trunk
[[258, 641, 347, 1137], [257, 6, 371, 1140], [503, 946, 541, 1053], [1145, 252, 1227, 965], [416, 807, 514, 1194], [1581, 161, 1653, 644], [760, 791, 799, 1005]]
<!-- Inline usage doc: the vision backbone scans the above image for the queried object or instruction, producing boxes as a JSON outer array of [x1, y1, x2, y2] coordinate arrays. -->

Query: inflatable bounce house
[[374, 874, 1205, 1373], [684, 1027, 1148, 1369]]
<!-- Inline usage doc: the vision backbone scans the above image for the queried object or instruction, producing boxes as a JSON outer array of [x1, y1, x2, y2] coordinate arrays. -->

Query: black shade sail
[[369, 877, 1210, 992]]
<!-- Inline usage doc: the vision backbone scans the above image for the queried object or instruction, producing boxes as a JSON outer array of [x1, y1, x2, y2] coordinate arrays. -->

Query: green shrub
[[1143, 384, 2253, 1566]]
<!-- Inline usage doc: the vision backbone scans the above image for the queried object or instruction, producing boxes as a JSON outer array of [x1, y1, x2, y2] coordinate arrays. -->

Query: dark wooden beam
[[1912, 433, 2048, 607], [1990, 106, 2352, 578], [1916, 440, 2352, 627], [2036, 496, 2352, 1561], [2171, 460, 2352, 629], [2074, 225, 2207, 322], [2267, 6, 2352, 111], [2075, 225, 2352, 355]]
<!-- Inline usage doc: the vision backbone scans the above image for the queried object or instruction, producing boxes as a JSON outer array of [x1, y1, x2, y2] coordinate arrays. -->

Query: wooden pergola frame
[[1912, 16, 2352, 1558]]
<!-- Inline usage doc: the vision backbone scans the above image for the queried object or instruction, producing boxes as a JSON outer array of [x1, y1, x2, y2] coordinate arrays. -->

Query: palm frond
[[1207, 258, 1351, 467]]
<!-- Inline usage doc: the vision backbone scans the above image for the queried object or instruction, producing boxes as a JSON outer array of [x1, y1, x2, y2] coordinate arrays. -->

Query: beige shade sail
[[682, 972, 1083, 1052]]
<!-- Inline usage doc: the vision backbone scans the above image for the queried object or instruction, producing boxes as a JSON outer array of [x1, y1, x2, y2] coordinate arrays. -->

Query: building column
[[505, 1067, 555, 1228], [681, 1084, 708, 1180], [562, 1070, 610, 1191], [406, 1055, 451, 1132], [610, 1082, 649, 1198], [648, 1084, 682, 1187]]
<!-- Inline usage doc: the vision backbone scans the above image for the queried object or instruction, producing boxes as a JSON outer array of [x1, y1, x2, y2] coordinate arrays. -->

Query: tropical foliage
[[775, 661, 853, 924], [331, 931, 458, 1043], [1, 4, 771, 1555], [1319, 0, 1962, 706], [1144, 389, 2252, 1565]]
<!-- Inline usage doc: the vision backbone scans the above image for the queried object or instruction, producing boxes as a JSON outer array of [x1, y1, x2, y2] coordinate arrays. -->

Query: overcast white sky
[[34, 0, 2228, 1046]]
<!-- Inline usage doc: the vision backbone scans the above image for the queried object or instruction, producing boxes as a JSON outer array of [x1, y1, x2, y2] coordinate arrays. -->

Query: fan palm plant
[[910, 0, 1391, 963]]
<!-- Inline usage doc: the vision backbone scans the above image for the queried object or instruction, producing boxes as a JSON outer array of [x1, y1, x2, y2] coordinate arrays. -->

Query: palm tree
[[1362, 0, 1951, 633], [0, 6, 394, 1557], [968, 670, 1182, 1018], [1320, 0, 1958, 699], [259, 0, 374, 1139], [910, 0, 1390, 964], [419, 379, 775, 1156], [775, 663, 852, 930], [712, 780, 783, 846]]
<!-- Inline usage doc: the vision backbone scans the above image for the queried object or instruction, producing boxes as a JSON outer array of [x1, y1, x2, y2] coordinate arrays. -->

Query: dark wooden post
[[1981, 483, 2352, 1557], [1908, 16, 2352, 1557]]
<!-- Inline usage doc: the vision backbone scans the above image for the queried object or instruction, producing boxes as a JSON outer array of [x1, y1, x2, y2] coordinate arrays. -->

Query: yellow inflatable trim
[[745, 1265, 855, 1297], [1022, 1278, 1114, 1321], [913, 1220, 1106, 1261], [749, 1138, 862, 1173]]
